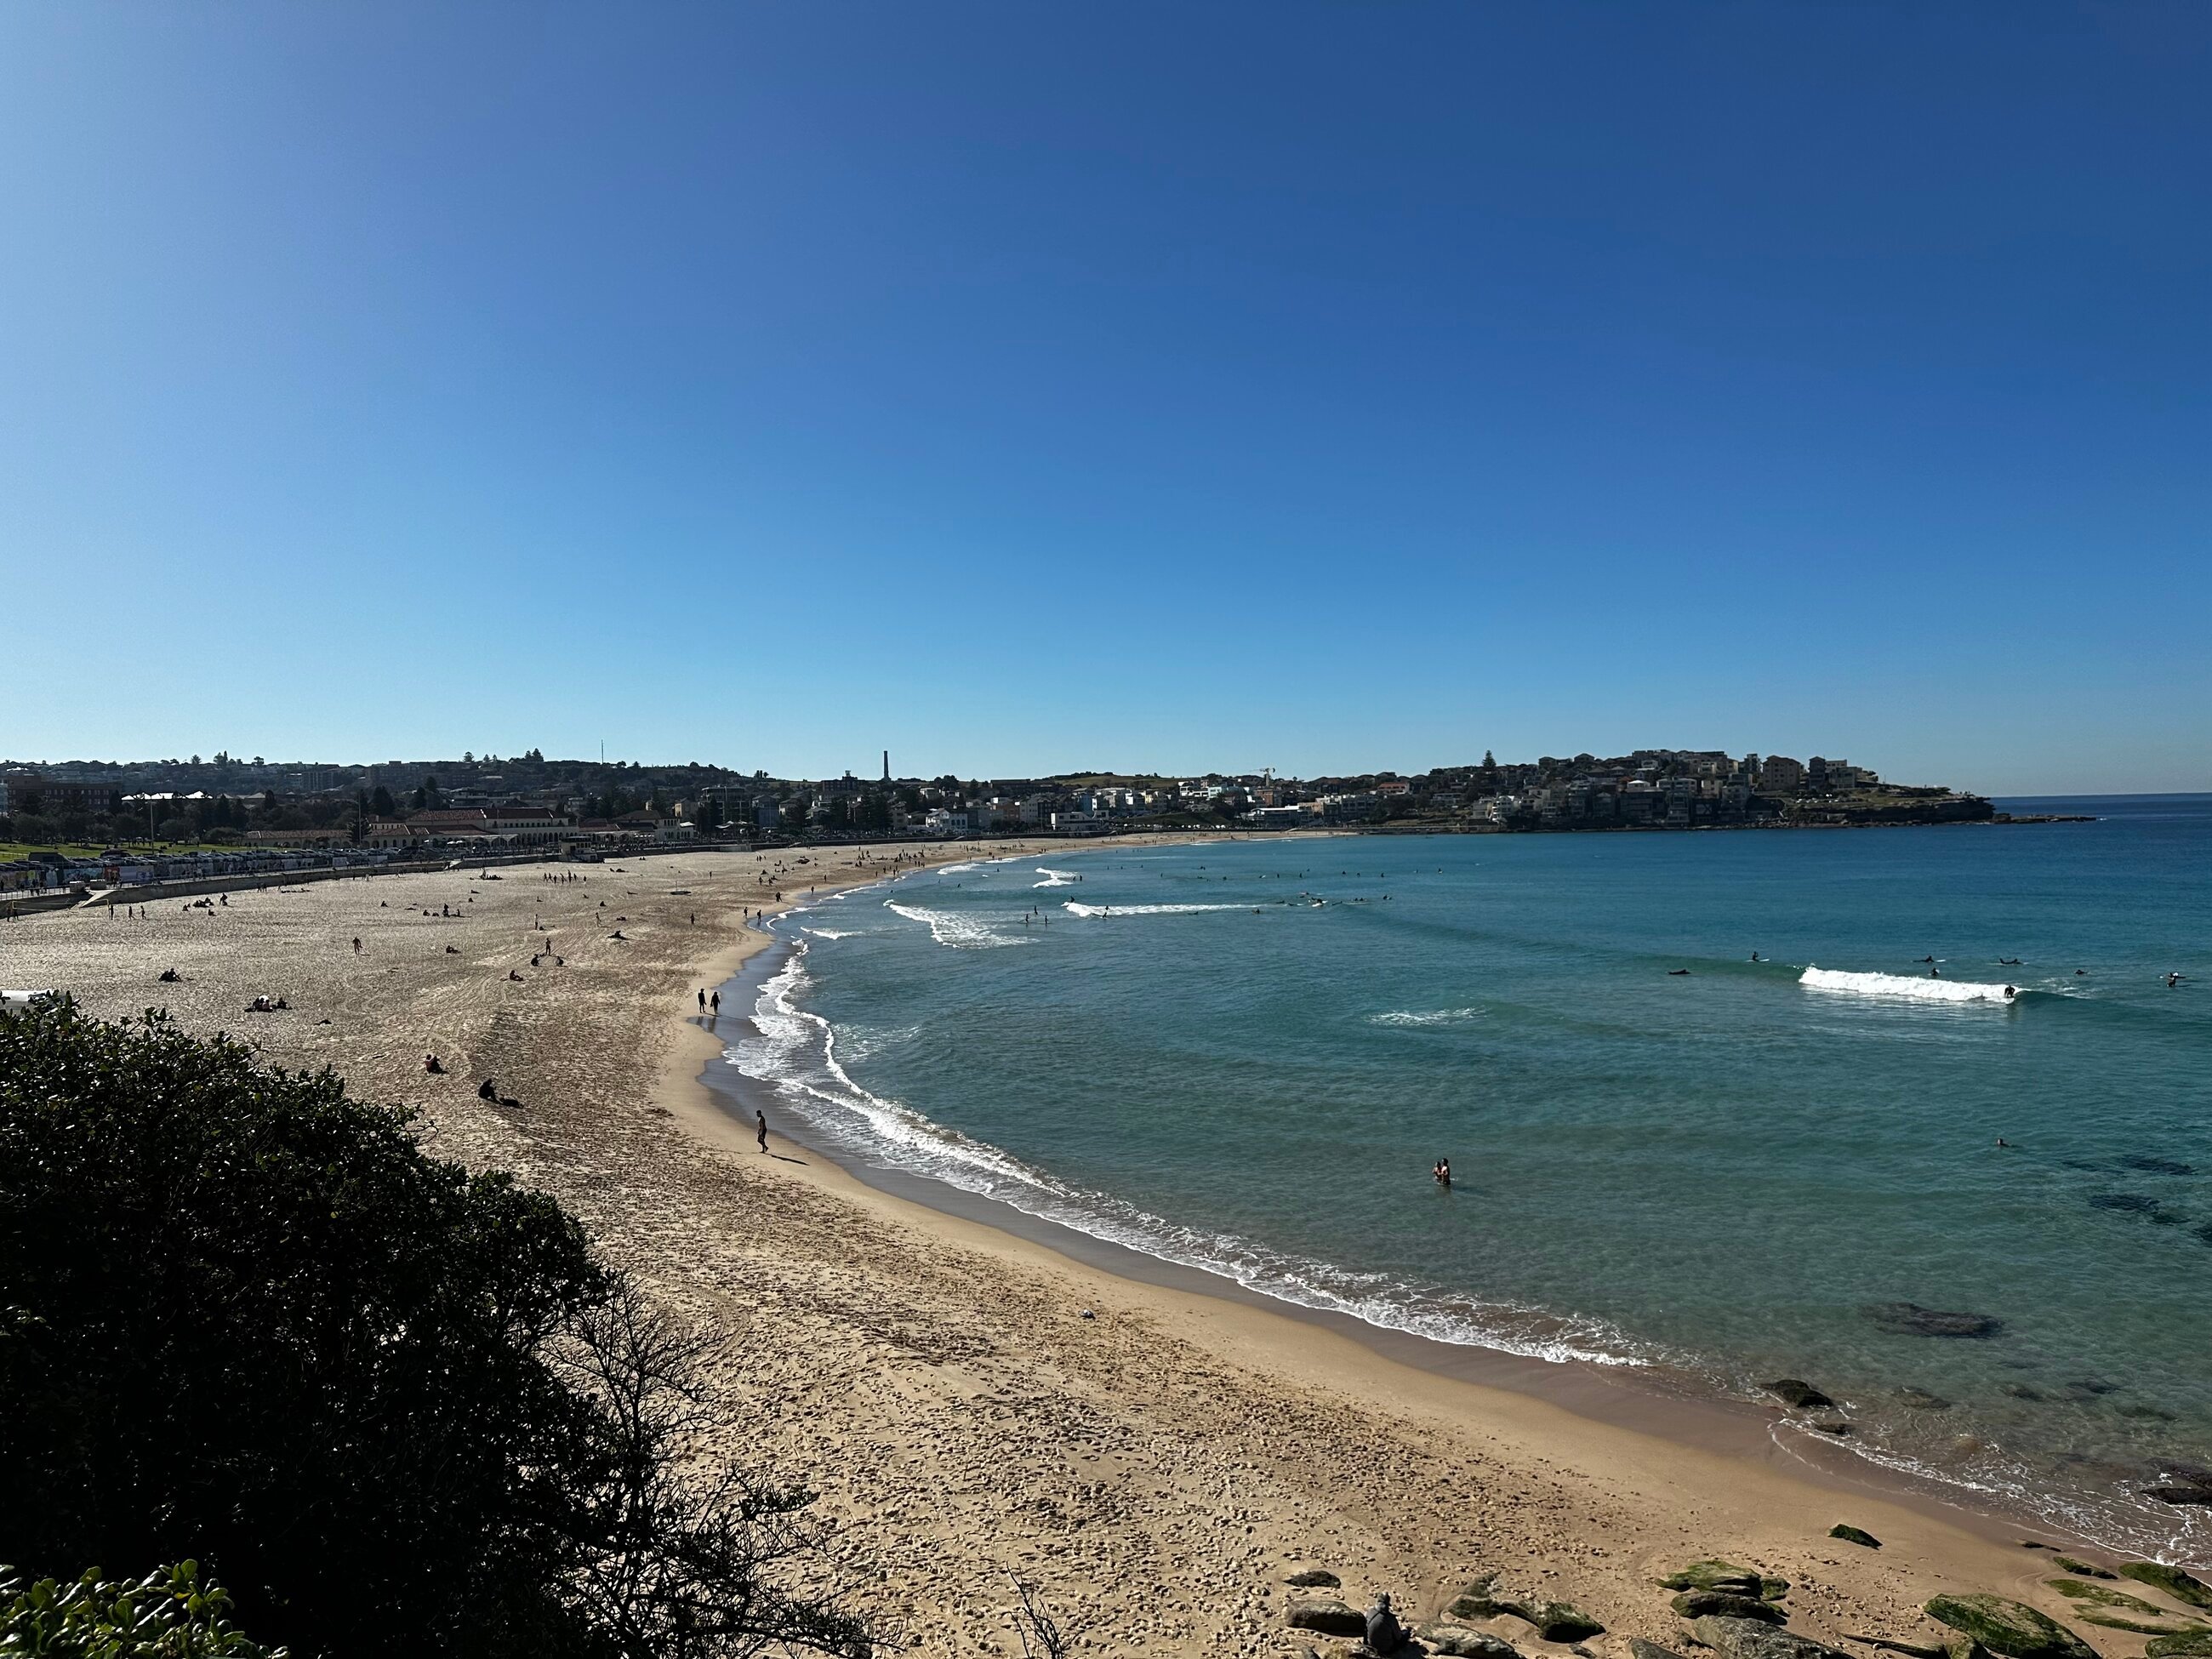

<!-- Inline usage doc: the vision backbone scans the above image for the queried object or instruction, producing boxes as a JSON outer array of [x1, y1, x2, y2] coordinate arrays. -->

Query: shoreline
[[685, 917, 2091, 1569]]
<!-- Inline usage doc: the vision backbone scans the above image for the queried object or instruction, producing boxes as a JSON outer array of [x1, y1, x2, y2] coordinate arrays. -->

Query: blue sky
[[3, 3, 2205, 793]]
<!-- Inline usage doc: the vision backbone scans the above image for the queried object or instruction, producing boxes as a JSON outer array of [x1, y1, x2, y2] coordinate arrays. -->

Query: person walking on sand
[[710, 989, 721, 1014], [697, 988, 706, 1012], [755, 1109, 768, 1152]]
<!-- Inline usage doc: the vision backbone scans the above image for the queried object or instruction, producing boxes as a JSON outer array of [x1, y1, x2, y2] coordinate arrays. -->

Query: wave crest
[[1801, 966, 2023, 1005]]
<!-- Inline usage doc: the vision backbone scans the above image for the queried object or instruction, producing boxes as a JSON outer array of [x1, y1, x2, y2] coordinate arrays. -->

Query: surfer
[[1930, 966, 1941, 978], [1748, 951, 1761, 962], [1668, 968, 1690, 976], [2169, 972, 2185, 988], [2004, 986, 2016, 1000], [1918, 955, 1936, 964]]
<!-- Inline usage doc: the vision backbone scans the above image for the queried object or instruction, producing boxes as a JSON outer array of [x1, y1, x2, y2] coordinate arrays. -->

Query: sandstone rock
[[2048, 1579, 2164, 1615], [2120, 1563, 2212, 1611], [1689, 1614, 1852, 1659], [1660, 1563, 1770, 1598], [2145, 1633, 2212, 1659], [1829, 1525, 1881, 1549], [1922, 1594, 2095, 1659], [2146, 1488, 2212, 1508], [1674, 1592, 1788, 1625], [1422, 1624, 1521, 1658], [1447, 1574, 1508, 1622], [2050, 1559, 2111, 1580], [1289, 1598, 1368, 1638], [1507, 1602, 1606, 1643], [1766, 1379, 1836, 1410], [1630, 1640, 1695, 1659], [1288, 1569, 1344, 1589]]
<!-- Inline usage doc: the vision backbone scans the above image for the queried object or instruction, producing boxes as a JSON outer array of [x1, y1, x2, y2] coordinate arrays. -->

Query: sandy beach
[[0, 841, 2183, 1658]]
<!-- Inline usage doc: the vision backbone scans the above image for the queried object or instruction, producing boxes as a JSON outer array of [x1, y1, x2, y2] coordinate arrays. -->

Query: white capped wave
[[721, 944, 1644, 1371], [884, 899, 1032, 949], [1032, 868, 1081, 887], [1371, 1007, 1486, 1028], [935, 861, 985, 875], [1801, 966, 2024, 1006], [801, 926, 859, 939], [1063, 901, 1261, 918]]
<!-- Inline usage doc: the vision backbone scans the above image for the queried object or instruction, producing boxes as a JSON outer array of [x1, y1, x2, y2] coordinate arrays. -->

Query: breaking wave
[[1371, 1007, 1487, 1028], [884, 899, 1032, 949], [1063, 901, 1263, 918], [1800, 966, 2027, 1006], [1032, 868, 1081, 887], [722, 943, 1646, 1371]]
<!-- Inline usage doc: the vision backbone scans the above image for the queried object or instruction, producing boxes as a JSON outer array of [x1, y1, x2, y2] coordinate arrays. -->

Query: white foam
[[801, 926, 859, 939], [721, 944, 1645, 1373], [1063, 901, 1261, 918], [1800, 966, 2024, 1006], [1032, 868, 1081, 887], [884, 899, 1032, 949], [1371, 1007, 1486, 1028]]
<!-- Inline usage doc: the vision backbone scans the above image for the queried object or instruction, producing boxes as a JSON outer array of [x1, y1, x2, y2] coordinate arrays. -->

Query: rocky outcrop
[[1689, 1614, 1851, 1659], [1923, 1594, 2095, 1659], [1862, 1303, 2004, 1339], [2120, 1563, 2212, 1611], [1830, 1525, 1882, 1548], [1507, 1601, 1605, 1642], [2049, 1580, 2166, 1616], [1286, 1568, 1343, 1588], [1287, 1597, 1367, 1637], [1766, 1379, 1836, 1410], [1674, 1591, 1787, 1624], [2145, 1634, 2212, 1659], [1630, 1641, 1694, 1659], [1659, 1562, 1787, 1600], [2051, 1559, 2111, 1580], [1422, 1627, 1523, 1659]]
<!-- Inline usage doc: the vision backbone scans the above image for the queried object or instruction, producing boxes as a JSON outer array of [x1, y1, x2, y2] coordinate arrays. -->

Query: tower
[[881, 750, 890, 784]]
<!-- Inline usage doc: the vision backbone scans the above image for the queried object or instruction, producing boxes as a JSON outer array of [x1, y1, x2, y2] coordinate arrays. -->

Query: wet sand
[[0, 839, 2180, 1657]]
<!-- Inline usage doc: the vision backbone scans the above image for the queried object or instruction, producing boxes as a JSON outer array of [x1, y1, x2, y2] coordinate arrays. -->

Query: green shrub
[[0, 1560, 282, 1659], [0, 1001, 867, 1659]]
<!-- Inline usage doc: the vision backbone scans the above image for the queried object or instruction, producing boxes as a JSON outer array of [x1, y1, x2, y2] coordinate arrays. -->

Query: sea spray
[[1801, 966, 2027, 1006]]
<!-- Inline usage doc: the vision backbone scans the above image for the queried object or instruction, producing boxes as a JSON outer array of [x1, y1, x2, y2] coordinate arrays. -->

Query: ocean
[[721, 797, 2212, 1559]]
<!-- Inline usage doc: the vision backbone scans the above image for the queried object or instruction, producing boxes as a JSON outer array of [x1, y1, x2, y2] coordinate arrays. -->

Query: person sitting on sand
[[425, 1054, 444, 1074], [609, 930, 625, 940], [508, 969, 523, 982], [478, 1079, 497, 1100], [158, 967, 180, 983]]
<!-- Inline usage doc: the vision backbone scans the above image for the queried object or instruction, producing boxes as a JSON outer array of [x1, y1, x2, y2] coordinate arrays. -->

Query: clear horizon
[[3, 4, 2206, 796]]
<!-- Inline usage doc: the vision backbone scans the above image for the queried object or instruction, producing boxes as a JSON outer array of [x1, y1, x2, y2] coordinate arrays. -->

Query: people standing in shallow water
[[1433, 1159, 1451, 1188]]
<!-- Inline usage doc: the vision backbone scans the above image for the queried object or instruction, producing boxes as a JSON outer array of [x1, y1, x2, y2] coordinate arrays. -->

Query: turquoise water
[[727, 799, 2212, 1558]]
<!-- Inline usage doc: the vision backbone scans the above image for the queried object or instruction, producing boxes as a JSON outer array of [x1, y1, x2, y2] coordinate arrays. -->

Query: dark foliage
[[0, 1001, 869, 1659]]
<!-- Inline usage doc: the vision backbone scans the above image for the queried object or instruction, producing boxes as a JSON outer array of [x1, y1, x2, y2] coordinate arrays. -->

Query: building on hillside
[[1759, 755, 1805, 795]]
